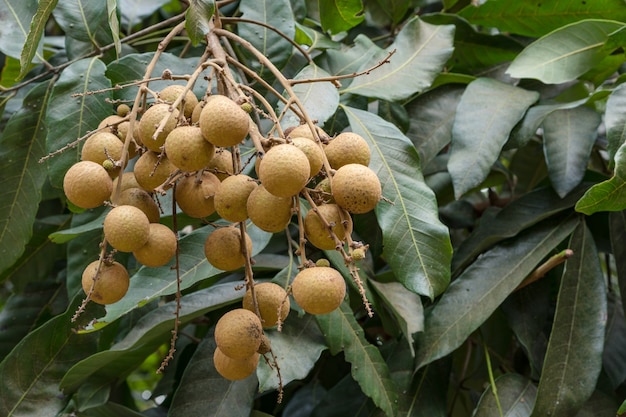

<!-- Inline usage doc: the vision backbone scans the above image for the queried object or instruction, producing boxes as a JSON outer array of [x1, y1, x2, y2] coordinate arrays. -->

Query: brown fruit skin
[[103, 205, 150, 252], [247, 185, 293, 233], [81, 260, 130, 305], [214, 174, 258, 222], [203, 226, 252, 271], [331, 164, 382, 214], [164, 126, 215, 172], [133, 151, 176, 192], [133, 223, 177, 267], [304, 204, 352, 250], [207, 149, 234, 181], [324, 132, 371, 169], [158, 84, 199, 119], [81, 132, 124, 177], [286, 124, 329, 142], [292, 137, 324, 178], [138, 103, 179, 152], [111, 172, 142, 194], [116, 187, 160, 223], [291, 266, 346, 315], [213, 347, 260, 381], [242, 282, 290, 328], [199, 95, 249, 147], [63, 161, 113, 209], [175, 171, 221, 218], [214, 308, 263, 359], [258, 144, 310, 197]]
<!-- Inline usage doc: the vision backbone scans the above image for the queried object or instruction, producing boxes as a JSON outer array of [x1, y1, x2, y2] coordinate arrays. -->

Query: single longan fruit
[[207, 149, 234, 181], [204, 226, 252, 271], [331, 164, 381, 214], [213, 347, 259, 380], [81, 132, 124, 177], [292, 137, 324, 177], [247, 185, 293, 233], [117, 104, 131, 117], [81, 260, 130, 305], [111, 172, 142, 194], [133, 223, 177, 267], [103, 205, 150, 252], [63, 161, 113, 209], [214, 174, 258, 222], [116, 187, 160, 223], [133, 151, 176, 192], [286, 124, 329, 142], [214, 308, 263, 359], [199, 95, 249, 147], [304, 204, 352, 250], [324, 132, 371, 169], [98, 115, 125, 135], [258, 144, 310, 197], [191, 101, 204, 124], [175, 171, 221, 218], [243, 282, 290, 328], [159, 84, 199, 119], [164, 126, 215, 172], [138, 103, 179, 152], [291, 266, 346, 315]]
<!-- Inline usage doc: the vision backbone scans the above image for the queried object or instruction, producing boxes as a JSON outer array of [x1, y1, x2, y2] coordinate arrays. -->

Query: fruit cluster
[[62, 79, 382, 380]]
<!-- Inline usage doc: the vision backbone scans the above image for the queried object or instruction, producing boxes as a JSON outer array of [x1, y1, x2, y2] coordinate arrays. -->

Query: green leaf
[[474, 373, 537, 416], [447, 78, 539, 199], [530, 222, 607, 417], [106, 0, 121, 58], [118, 0, 171, 31], [46, 58, 112, 188], [168, 334, 258, 417], [73, 402, 146, 417], [459, 0, 626, 38], [602, 294, 626, 390], [341, 17, 455, 101], [256, 314, 327, 392], [365, 0, 410, 26], [185, 0, 215, 46], [506, 20, 625, 84], [316, 302, 398, 417], [344, 106, 452, 298], [575, 142, 626, 214], [325, 35, 386, 77], [415, 215, 579, 370], [19, 0, 57, 78], [60, 282, 243, 392], [319, 0, 364, 35], [543, 106, 600, 197], [605, 83, 626, 166], [0, 81, 54, 276], [0, 297, 99, 417], [609, 211, 626, 318], [48, 208, 107, 244], [294, 23, 339, 50], [282, 64, 340, 127], [0, 0, 42, 61], [52, 0, 113, 47]]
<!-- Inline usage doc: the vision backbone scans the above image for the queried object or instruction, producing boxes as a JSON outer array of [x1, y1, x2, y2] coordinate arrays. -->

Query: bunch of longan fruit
[[62, 80, 382, 381]]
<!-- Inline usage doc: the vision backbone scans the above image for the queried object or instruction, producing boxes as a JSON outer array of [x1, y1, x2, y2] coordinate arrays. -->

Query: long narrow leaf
[[19, 0, 57, 78]]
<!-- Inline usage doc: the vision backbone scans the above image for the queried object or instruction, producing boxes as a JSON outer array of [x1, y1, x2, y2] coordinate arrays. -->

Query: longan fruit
[[81, 260, 130, 305], [206, 149, 234, 181], [214, 174, 258, 222], [63, 161, 113, 209], [203, 226, 252, 271], [242, 282, 290, 328], [111, 172, 142, 194], [286, 124, 329, 142], [199, 95, 249, 147], [103, 205, 150, 252], [164, 125, 215, 172], [291, 266, 346, 315], [214, 308, 263, 359], [133, 223, 177, 267], [292, 137, 324, 177], [304, 204, 352, 250], [138, 103, 179, 152], [81, 131, 124, 177], [213, 347, 260, 380], [258, 144, 310, 197], [331, 164, 381, 214], [247, 185, 293, 233], [133, 151, 176, 192], [116, 187, 160, 223], [324, 132, 371, 168], [158, 84, 199, 119], [175, 171, 221, 218]]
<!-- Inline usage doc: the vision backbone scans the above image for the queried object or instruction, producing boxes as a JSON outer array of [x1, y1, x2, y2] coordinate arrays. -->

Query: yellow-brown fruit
[[213, 347, 260, 380], [258, 144, 310, 197], [81, 132, 124, 177], [175, 171, 221, 218], [242, 282, 290, 328], [324, 132, 371, 169], [214, 308, 263, 359], [291, 266, 346, 315], [207, 149, 234, 181], [81, 260, 130, 305], [103, 205, 150, 252], [116, 187, 160, 223], [304, 204, 352, 250], [199, 95, 249, 147], [63, 161, 113, 209], [351, 247, 366, 261], [158, 84, 199, 119], [164, 126, 215, 172], [133, 223, 177, 267], [247, 185, 293, 233], [138, 103, 179, 152], [191, 101, 204, 124], [257, 334, 271, 354], [214, 174, 258, 222], [292, 137, 324, 177], [313, 177, 334, 204], [111, 172, 142, 194], [204, 226, 252, 271], [98, 115, 125, 134], [286, 124, 328, 142], [117, 104, 131, 117], [331, 164, 381, 214], [133, 151, 176, 192]]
